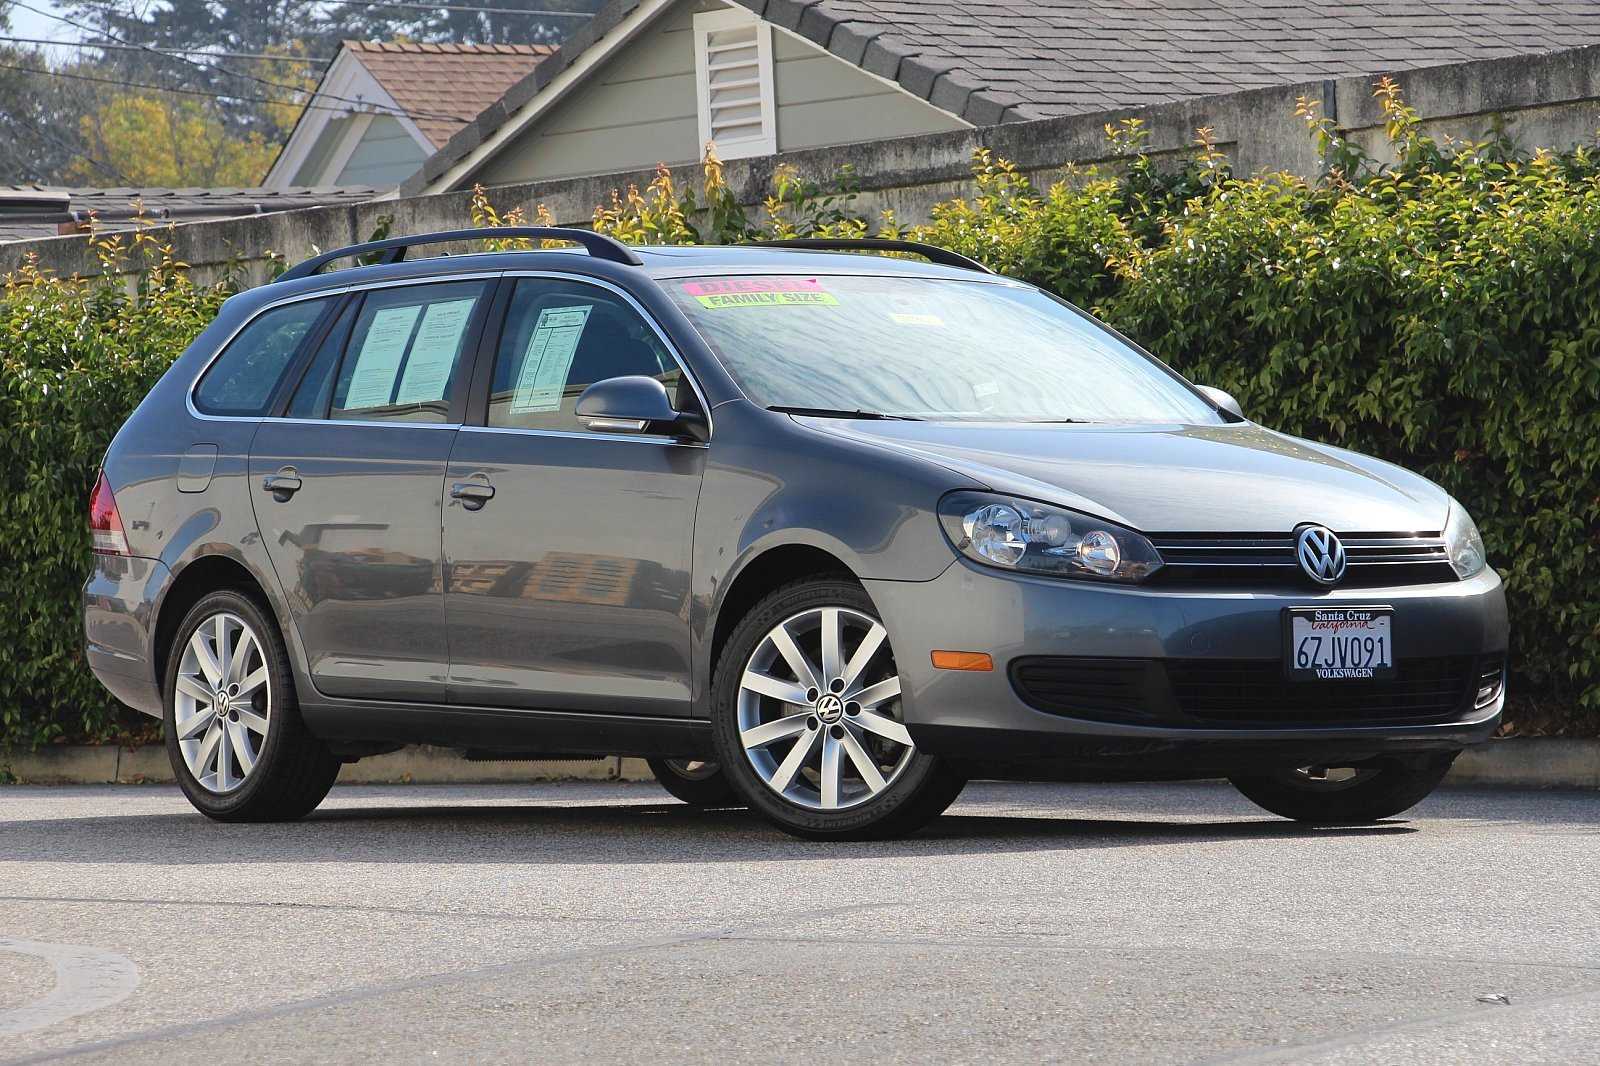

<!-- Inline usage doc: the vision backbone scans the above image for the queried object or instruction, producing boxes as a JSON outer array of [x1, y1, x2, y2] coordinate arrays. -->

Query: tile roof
[[344, 41, 555, 147], [408, 0, 1600, 191], [0, 185, 387, 243]]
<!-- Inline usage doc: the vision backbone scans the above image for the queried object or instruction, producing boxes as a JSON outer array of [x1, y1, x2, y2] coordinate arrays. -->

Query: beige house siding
[[470, 0, 966, 186]]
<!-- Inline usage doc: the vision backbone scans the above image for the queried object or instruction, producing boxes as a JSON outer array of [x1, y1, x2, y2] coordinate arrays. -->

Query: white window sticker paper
[[344, 305, 421, 409], [394, 298, 474, 405], [511, 305, 592, 412]]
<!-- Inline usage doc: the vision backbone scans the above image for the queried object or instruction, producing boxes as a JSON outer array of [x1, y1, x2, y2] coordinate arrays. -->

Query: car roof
[[630, 244, 1003, 283], [237, 242, 1012, 315]]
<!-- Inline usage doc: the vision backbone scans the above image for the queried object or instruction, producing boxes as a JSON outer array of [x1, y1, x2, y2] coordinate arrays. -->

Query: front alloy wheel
[[710, 577, 965, 840], [738, 606, 913, 810]]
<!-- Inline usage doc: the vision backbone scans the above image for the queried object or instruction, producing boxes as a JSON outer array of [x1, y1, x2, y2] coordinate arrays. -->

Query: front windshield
[[667, 274, 1220, 423]]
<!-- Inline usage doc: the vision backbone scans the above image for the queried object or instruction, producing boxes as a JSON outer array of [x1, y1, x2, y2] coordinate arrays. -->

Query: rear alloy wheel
[[1229, 752, 1458, 824], [710, 577, 965, 840], [163, 590, 340, 822], [646, 758, 741, 807]]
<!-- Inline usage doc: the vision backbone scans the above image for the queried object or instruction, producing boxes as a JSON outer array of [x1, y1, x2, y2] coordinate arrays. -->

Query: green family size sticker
[[681, 278, 837, 309]]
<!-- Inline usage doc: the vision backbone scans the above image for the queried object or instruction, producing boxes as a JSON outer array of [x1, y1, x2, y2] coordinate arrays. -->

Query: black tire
[[163, 589, 340, 822], [1229, 752, 1458, 825], [709, 576, 966, 841], [646, 758, 741, 806]]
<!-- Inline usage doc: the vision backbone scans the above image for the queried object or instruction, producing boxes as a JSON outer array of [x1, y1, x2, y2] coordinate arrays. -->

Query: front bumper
[[83, 554, 171, 719], [865, 562, 1507, 778]]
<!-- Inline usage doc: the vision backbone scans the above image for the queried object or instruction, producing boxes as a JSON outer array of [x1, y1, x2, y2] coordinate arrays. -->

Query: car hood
[[800, 419, 1450, 533]]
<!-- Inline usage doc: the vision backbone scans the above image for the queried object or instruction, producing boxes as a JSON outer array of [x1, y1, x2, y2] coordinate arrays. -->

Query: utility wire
[[0, 57, 472, 120], [0, 107, 133, 184], [9, 0, 480, 123], [329, 1, 595, 17], [68, 0, 598, 21], [0, 34, 331, 62]]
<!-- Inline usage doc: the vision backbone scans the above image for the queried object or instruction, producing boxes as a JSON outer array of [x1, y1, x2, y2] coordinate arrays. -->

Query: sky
[[6, 0, 84, 63]]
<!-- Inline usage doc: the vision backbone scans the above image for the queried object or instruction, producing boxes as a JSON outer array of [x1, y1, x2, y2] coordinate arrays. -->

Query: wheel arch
[[151, 553, 288, 691], [706, 543, 859, 692]]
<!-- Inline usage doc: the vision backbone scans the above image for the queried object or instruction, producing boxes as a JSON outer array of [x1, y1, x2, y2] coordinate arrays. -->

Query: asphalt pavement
[[2, 780, 1597, 1064]]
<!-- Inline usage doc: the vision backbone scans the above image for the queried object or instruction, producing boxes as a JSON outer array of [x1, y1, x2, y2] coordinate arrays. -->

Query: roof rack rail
[[753, 237, 994, 274], [277, 226, 644, 282]]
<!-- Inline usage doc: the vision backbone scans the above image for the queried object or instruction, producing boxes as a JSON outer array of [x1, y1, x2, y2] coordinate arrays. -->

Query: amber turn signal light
[[930, 650, 994, 672]]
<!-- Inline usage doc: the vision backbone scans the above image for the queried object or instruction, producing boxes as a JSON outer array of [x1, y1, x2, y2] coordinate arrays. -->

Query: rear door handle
[[261, 471, 302, 501], [450, 480, 495, 510]]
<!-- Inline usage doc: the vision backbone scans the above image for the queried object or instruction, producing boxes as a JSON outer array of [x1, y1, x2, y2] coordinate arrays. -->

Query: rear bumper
[[83, 554, 170, 719], [865, 561, 1507, 777]]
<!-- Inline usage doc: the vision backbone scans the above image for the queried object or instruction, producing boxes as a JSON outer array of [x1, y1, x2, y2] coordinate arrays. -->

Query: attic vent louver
[[693, 9, 776, 160]]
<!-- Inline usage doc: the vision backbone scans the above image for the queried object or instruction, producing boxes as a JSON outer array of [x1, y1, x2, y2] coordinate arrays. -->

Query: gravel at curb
[[3, 738, 1596, 790]]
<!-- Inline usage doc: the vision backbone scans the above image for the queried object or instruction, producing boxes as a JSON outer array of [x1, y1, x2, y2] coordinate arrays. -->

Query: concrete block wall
[[5, 44, 1600, 287]]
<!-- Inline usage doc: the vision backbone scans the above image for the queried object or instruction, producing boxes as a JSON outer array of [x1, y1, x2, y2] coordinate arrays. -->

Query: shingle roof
[[409, 0, 1600, 191], [0, 185, 386, 244], [345, 41, 555, 148], [770, 0, 1600, 124]]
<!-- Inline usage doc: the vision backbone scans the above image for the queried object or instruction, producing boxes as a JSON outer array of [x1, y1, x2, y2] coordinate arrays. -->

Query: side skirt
[[300, 699, 714, 760]]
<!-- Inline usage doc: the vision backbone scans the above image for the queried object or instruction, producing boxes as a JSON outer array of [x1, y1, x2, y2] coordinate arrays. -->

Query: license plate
[[1284, 606, 1395, 680]]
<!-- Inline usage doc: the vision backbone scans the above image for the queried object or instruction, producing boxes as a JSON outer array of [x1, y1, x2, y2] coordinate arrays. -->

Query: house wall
[[335, 117, 431, 187], [11, 44, 1600, 286], [471, 0, 965, 185], [290, 118, 354, 186]]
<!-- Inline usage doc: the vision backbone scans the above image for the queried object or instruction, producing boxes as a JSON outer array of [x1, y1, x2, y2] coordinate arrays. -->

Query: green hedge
[[3, 85, 1597, 748], [2, 234, 229, 748]]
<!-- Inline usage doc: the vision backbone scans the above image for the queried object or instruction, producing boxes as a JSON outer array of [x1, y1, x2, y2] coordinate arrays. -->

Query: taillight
[[89, 470, 130, 555]]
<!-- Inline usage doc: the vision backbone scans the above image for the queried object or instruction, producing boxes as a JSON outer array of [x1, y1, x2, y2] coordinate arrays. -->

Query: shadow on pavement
[[0, 800, 1414, 866]]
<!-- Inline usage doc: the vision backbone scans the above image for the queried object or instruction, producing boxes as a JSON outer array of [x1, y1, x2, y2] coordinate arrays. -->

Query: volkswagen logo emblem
[[1295, 525, 1347, 585]]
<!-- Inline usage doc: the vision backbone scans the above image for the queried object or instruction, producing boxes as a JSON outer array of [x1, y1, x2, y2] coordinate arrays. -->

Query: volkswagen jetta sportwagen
[[83, 229, 1507, 839]]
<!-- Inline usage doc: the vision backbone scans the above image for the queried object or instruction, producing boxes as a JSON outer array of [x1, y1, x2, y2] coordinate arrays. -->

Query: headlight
[[938, 492, 1163, 583], [1443, 499, 1486, 579]]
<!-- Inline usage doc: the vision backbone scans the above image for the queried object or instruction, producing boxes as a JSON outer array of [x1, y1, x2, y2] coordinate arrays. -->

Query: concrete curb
[[2, 739, 1596, 790]]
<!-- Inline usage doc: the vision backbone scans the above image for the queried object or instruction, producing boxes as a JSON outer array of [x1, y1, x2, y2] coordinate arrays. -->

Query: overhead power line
[[8, 0, 479, 123], [331, 1, 595, 17], [0, 107, 133, 184], [0, 58, 477, 121], [0, 35, 330, 63]]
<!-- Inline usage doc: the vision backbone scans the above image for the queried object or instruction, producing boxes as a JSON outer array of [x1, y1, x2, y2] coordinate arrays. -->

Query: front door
[[443, 276, 706, 716], [250, 278, 493, 703]]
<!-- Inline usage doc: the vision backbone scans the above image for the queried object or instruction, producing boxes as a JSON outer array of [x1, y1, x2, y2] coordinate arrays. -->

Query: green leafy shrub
[[1, 231, 230, 748]]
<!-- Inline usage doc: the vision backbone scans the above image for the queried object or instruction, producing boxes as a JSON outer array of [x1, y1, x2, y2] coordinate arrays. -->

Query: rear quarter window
[[193, 298, 331, 416]]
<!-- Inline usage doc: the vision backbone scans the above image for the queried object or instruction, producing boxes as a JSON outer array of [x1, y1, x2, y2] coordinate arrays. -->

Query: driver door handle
[[261, 471, 302, 501], [450, 480, 495, 510]]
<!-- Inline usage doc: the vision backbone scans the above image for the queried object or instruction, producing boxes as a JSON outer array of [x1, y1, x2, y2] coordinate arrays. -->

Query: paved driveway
[[1, 781, 1596, 1064]]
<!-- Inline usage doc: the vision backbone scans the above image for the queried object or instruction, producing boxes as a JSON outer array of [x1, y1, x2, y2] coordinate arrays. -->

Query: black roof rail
[[753, 237, 994, 275], [277, 227, 644, 282]]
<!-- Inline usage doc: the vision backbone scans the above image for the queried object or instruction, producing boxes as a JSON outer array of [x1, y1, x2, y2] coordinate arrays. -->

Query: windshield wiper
[[768, 405, 922, 421]]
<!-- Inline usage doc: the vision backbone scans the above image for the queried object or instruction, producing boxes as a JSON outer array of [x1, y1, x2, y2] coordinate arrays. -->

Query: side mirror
[[1197, 385, 1244, 421], [575, 375, 707, 440]]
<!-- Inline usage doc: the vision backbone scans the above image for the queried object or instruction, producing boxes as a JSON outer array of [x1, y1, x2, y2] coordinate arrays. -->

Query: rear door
[[442, 274, 708, 716], [249, 277, 495, 703]]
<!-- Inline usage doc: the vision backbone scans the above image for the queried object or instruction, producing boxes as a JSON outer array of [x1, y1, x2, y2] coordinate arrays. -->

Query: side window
[[328, 281, 488, 424], [286, 298, 358, 419], [193, 298, 331, 416], [487, 279, 684, 433]]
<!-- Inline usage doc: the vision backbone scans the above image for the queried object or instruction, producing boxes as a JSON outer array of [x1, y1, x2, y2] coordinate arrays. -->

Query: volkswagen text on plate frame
[[81, 230, 1508, 839]]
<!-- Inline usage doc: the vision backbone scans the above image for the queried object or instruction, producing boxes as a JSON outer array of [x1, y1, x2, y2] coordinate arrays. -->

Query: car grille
[[1147, 532, 1457, 588], [1011, 654, 1502, 728]]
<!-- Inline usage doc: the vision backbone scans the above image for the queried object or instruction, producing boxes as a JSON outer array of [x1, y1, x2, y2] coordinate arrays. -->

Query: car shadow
[[0, 800, 1414, 866]]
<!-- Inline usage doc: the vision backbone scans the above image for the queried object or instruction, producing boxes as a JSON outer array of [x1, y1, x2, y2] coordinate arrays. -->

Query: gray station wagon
[[83, 228, 1508, 839]]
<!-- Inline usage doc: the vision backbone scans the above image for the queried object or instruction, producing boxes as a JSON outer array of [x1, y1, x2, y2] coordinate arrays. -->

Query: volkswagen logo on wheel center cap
[[1296, 525, 1347, 585], [814, 693, 845, 724]]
